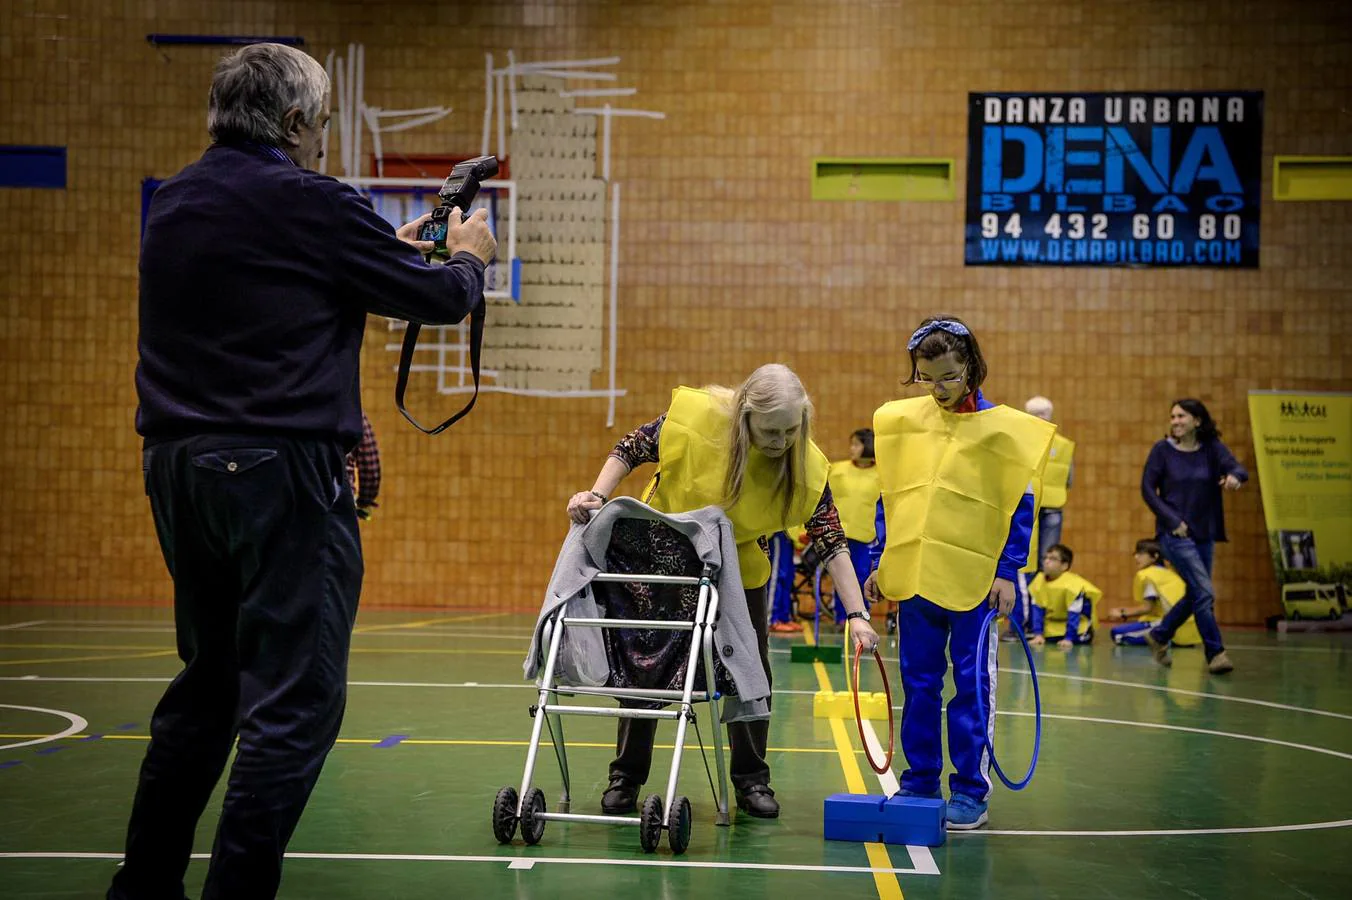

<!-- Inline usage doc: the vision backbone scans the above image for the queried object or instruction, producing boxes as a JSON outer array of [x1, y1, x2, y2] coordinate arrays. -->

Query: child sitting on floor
[[1110, 538, 1201, 647], [1028, 544, 1101, 648]]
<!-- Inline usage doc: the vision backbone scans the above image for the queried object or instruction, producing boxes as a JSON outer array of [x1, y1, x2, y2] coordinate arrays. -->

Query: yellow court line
[[0, 643, 172, 650], [0, 650, 178, 667], [0, 642, 525, 659], [0, 733, 840, 754], [349, 647, 525, 656], [352, 611, 516, 635], [804, 623, 905, 900]]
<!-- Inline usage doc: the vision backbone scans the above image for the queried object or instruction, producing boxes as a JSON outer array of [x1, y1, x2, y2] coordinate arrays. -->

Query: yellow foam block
[[812, 690, 889, 720]]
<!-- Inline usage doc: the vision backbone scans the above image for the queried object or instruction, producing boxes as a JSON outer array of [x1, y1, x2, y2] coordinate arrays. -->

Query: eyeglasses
[[914, 365, 968, 391]]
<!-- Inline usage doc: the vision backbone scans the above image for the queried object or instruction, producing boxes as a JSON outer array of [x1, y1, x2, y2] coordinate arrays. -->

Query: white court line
[[780, 668, 1352, 722], [955, 709, 1352, 837], [0, 850, 937, 876], [0, 621, 46, 631], [5, 678, 1349, 764], [993, 709, 1352, 762], [5, 682, 1350, 840], [839, 657, 934, 869], [901, 844, 938, 875], [860, 718, 901, 796], [958, 819, 1352, 838], [0, 705, 89, 751], [861, 722, 940, 874], [1002, 666, 1352, 723], [9, 667, 1352, 725], [785, 647, 1352, 722], [2, 676, 173, 684]]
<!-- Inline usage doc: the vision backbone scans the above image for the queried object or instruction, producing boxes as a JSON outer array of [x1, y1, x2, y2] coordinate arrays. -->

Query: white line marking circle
[[950, 711, 1352, 837], [0, 704, 89, 751]]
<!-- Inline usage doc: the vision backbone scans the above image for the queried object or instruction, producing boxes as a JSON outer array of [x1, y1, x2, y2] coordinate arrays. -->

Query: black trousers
[[610, 584, 773, 792], [109, 435, 362, 900]]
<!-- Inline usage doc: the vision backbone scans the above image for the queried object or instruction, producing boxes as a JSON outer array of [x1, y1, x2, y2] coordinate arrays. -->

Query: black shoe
[[886, 613, 898, 635], [601, 776, 638, 814], [737, 784, 780, 818]]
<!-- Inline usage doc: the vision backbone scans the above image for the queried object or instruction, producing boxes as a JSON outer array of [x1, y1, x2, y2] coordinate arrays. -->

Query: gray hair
[[207, 43, 329, 146], [1024, 395, 1054, 421]]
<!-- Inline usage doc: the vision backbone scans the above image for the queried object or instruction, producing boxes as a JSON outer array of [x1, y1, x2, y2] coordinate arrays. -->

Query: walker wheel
[[492, 786, 519, 844], [520, 787, 547, 845], [668, 795, 692, 854], [639, 794, 664, 853]]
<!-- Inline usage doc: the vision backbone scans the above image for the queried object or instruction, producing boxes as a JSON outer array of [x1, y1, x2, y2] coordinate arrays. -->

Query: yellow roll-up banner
[[1247, 391, 1351, 621]]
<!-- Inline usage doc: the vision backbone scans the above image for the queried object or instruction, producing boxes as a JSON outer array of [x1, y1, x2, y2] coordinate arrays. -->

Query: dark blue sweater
[[135, 142, 485, 449], [1141, 438, 1248, 542]]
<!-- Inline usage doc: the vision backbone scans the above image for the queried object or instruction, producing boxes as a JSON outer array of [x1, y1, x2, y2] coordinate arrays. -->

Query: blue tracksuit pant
[[897, 597, 997, 802]]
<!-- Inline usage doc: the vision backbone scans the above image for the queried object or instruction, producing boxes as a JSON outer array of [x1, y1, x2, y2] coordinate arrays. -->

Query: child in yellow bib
[[1027, 544, 1101, 648], [828, 428, 881, 628], [1110, 539, 1202, 647], [566, 364, 879, 820], [864, 317, 1055, 832]]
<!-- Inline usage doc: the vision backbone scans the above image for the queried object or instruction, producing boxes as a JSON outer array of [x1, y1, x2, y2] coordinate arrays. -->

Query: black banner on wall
[[965, 91, 1263, 268]]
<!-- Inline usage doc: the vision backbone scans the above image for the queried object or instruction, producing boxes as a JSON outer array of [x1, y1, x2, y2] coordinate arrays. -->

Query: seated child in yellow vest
[[1110, 538, 1202, 647], [1028, 544, 1101, 648]]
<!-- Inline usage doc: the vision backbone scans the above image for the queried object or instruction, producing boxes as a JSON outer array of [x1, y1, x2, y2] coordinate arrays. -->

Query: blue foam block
[[823, 793, 947, 847]]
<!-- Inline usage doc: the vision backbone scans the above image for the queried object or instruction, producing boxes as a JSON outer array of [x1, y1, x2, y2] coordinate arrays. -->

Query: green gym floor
[[2, 607, 1350, 899]]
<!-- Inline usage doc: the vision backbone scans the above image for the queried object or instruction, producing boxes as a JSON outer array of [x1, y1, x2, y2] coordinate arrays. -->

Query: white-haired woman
[[567, 364, 879, 818]]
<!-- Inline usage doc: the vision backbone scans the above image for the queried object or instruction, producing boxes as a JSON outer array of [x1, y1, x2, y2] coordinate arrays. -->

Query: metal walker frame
[[493, 566, 732, 854]]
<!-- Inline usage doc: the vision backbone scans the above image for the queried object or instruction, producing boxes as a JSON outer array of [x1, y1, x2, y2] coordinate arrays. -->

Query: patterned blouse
[[609, 414, 850, 563], [345, 413, 381, 508]]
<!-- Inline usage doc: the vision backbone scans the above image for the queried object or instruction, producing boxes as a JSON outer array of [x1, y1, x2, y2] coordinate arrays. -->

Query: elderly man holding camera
[[110, 43, 495, 900]]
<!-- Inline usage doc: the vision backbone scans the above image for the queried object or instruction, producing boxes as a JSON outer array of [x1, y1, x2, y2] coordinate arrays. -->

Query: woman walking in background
[[1140, 399, 1247, 674]]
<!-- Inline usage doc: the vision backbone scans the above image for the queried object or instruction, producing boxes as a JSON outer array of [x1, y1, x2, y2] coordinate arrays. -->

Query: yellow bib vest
[[645, 387, 830, 588], [874, 396, 1055, 611], [828, 460, 881, 544], [1029, 570, 1102, 638], [1132, 566, 1201, 646], [1020, 432, 1072, 574], [1041, 433, 1075, 509]]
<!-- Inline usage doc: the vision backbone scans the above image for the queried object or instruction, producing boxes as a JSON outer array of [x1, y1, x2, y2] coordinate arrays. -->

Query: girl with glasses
[[864, 316, 1056, 830]]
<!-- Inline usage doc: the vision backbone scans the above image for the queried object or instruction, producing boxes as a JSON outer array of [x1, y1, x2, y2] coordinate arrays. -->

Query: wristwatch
[[846, 610, 871, 623]]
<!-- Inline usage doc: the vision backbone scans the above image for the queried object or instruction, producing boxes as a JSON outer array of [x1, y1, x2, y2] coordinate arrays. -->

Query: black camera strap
[[394, 291, 485, 435], [396, 154, 499, 436]]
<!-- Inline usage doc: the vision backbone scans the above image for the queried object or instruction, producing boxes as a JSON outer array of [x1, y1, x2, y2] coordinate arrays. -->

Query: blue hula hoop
[[973, 607, 1041, 791]]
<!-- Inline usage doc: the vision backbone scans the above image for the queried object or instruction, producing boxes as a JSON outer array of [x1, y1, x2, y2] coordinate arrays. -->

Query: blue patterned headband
[[906, 319, 970, 351]]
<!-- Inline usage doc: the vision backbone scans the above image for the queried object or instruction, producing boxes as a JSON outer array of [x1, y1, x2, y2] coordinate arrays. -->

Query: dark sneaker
[[736, 784, 780, 818], [601, 776, 638, 814]]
